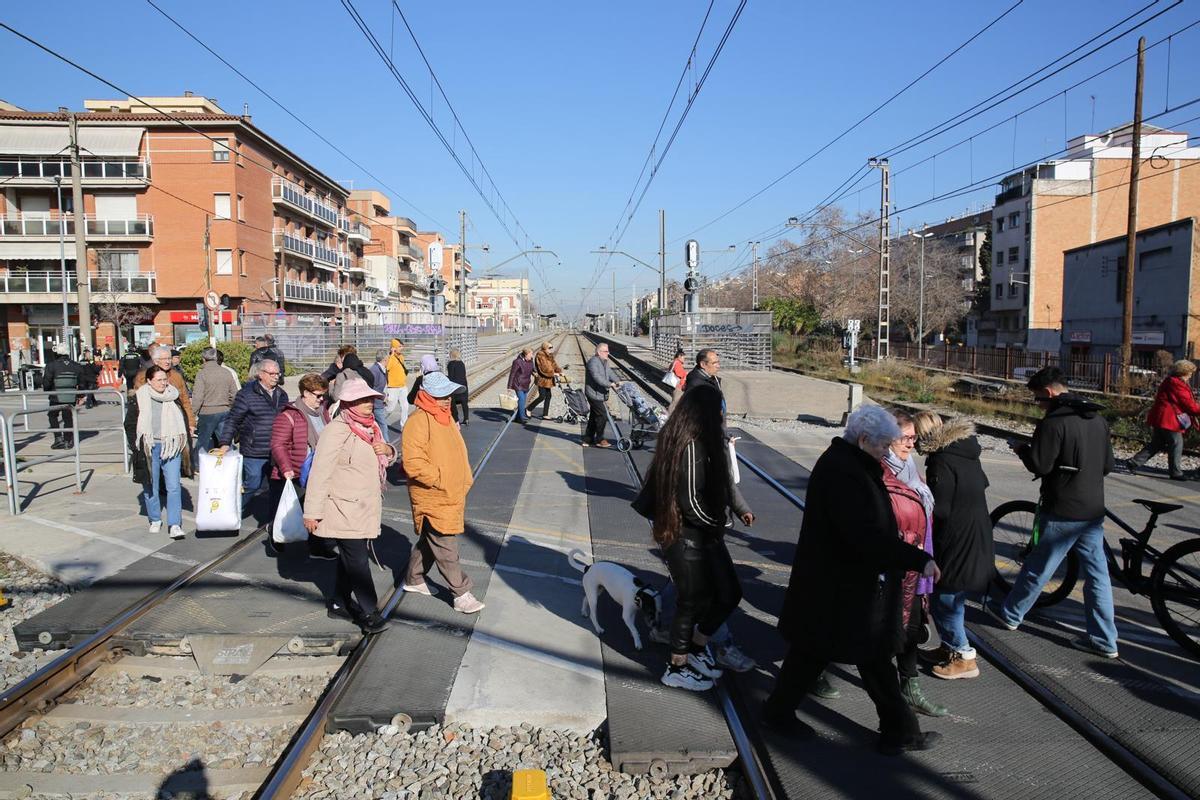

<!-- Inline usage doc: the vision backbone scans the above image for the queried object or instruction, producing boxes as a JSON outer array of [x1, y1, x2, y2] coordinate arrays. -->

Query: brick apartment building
[[346, 190, 427, 313], [0, 94, 370, 363], [987, 122, 1200, 351]]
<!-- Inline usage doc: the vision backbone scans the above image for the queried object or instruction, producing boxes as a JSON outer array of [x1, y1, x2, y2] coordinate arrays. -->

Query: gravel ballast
[[294, 723, 749, 800], [0, 552, 71, 692]]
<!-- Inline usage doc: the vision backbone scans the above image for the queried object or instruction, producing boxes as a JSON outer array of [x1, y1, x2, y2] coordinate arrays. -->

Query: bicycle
[[990, 497, 1200, 659]]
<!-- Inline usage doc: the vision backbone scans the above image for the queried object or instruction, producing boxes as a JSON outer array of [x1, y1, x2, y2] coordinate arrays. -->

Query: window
[[1007, 246, 1019, 263], [98, 250, 139, 275], [214, 194, 231, 220], [1114, 255, 1127, 304], [237, 195, 245, 221], [238, 249, 247, 276], [1009, 211, 1020, 227], [996, 218, 1005, 232], [216, 249, 233, 276], [996, 250, 1005, 266], [995, 284, 1003, 300], [212, 138, 231, 162], [1009, 282, 1018, 297]]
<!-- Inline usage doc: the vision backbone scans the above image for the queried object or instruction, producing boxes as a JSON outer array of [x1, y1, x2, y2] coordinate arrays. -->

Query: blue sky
[[3, 1, 1198, 319]]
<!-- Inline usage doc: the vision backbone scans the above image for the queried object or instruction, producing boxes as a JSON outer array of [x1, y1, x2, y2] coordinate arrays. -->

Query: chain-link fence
[[651, 311, 772, 371], [240, 312, 478, 371]]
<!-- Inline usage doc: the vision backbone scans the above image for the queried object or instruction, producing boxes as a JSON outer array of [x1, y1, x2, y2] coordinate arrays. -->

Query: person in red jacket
[[1126, 360, 1199, 481], [270, 373, 331, 499]]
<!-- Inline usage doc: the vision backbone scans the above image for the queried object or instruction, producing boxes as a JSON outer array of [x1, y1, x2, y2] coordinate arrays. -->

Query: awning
[[0, 125, 144, 157], [0, 242, 68, 259]]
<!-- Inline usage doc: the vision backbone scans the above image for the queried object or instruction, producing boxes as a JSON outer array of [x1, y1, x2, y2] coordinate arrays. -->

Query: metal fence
[[652, 311, 773, 371], [241, 312, 479, 371]]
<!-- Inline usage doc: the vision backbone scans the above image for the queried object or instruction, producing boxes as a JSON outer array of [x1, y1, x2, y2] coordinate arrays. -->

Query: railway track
[[588, 331, 1194, 800], [0, 332, 554, 799]]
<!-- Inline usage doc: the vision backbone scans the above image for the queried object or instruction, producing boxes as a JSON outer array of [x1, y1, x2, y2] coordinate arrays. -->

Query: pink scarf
[[342, 406, 389, 488]]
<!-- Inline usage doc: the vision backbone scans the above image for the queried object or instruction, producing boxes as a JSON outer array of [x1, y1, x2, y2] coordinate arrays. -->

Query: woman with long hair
[[646, 383, 750, 691], [125, 364, 193, 540]]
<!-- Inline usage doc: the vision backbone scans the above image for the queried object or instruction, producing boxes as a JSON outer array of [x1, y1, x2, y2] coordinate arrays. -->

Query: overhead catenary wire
[[672, 0, 1176, 246]]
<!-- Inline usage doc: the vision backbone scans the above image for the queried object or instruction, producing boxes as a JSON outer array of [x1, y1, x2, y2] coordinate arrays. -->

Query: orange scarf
[[415, 388, 453, 426]]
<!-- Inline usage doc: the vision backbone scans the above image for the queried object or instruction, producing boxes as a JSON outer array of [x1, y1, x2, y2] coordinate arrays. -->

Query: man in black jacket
[[42, 344, 83, 449], [218, 358, 288, 517], [248, 334, 286, 377], [684, 349, 722, 394], [992, 367, 1119, 658]]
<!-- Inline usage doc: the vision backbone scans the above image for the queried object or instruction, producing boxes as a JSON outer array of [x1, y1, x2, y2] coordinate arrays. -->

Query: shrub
[[179, 340, 255, 385]]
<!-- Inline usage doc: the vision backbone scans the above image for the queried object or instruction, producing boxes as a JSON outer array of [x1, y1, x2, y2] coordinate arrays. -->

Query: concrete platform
[[594, 333, 857, 423]]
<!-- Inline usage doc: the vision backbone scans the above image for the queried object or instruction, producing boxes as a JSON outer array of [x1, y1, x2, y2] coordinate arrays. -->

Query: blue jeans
[[373, 401, 388, 436], [999, 514, 1118, 653], [242, 456, 270, 514], [516, 389, 528, 421], [143, 443, 182, 527], [931, 590, 974, 655], [193, 412, 226, 469]]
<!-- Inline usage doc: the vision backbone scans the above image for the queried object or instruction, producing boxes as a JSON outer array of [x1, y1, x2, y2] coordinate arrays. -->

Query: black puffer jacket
[[42, 355, 84, 405], [218, 380, 289, 458], [919, 418, 994, 594], [1017, 393, 1114, 520]]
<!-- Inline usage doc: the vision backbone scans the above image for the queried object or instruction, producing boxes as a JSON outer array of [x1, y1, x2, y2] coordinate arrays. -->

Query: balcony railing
[[283, 279, 347, 307], [271, 177, 340, 228], [314, 241, 340, 268], [394, 216, 416, 233], [341, 252, 363, 271], [1, 213, 153, 239], [274, 229, 315, 259], [399, 243, 424, 262], [0, 271, 156, 294], [346, 220, 370, 241], [0, 158, 150, 185], [995, 183, 1027, 205]]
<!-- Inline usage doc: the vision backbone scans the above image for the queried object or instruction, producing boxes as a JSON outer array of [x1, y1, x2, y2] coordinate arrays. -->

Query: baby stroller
[[557, 375, 590, 425], [613, 382, 665, 451]]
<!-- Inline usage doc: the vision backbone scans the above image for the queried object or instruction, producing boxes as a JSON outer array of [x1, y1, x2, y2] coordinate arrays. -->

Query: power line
[[672, 0, 1173, 245], [143, 0, 451, 232]]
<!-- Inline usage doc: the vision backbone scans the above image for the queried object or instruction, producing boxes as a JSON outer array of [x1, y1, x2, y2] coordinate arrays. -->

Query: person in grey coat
[[583, 342, 620, 448], [191, 347, 238, 469]]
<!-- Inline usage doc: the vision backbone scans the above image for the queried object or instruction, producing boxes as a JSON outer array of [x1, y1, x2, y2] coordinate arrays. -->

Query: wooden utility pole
[[68, 113, 92, 353], [1119, 36, 1145, 394]]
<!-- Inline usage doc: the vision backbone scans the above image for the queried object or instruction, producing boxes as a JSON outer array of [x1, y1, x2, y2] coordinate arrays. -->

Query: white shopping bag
[[196, 448, 243, 531], [661, 369, 679, 389], [272, 480, 307, 544], [728, 437, 741, 485]]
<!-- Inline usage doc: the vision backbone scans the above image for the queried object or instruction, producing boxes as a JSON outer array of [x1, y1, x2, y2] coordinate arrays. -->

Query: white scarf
[[136, 382, 188, 461]]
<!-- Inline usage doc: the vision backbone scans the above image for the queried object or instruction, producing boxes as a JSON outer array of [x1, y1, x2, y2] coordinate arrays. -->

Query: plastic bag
[[196, 448, 242, 531], [499, 391, 518, 411], [728, 438, 741, 484], [272, 480, 307, 544], [662, 369, 679, 389]]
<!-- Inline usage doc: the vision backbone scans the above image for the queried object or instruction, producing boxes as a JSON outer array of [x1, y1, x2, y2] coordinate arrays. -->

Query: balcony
[[271, 177, 340, 228], [273, 228, 315, 260], [393, 216, 416, 235], [398, 243, 424, 262], [283, 279, 346, 307], [995, 183, 1028, 205], [0, 270, 157, 303], [1, 213, 154, 241], [314, 241, 341, 270], [350, 292, 374, 307], [0, 158, 150, 187], [346, 219, 369, 243], [341, 252, 364, 273]]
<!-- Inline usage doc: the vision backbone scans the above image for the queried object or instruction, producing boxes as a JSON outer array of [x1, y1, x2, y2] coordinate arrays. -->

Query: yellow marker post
[[510, 769, 550, 800], [0, 587, 9, 611]]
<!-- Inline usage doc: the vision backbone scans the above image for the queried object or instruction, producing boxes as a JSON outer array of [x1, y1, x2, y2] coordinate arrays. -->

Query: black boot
[[51, 434, 65, 450], [62, 435, 75, 449]]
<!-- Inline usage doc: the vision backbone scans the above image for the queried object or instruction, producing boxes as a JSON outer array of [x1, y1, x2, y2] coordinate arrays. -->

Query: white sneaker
[[148, 521, 163, 534], [687, 645, 724, 679], [712, 641, 756, 673], [168, 525, 185, 540], [402, 582, 433, 596], [661, 663, 714, 692], [453, 592, 486, 614]]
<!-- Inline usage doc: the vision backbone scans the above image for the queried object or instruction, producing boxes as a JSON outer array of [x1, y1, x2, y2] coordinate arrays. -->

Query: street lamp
[[910, 228, 935, 360]]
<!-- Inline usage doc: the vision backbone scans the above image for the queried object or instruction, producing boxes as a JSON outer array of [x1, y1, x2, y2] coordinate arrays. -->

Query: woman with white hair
[[763, 405, 942, 755]]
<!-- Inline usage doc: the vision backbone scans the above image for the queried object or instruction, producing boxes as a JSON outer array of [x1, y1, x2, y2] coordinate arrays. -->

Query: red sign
[[169, 310, 235, 323]]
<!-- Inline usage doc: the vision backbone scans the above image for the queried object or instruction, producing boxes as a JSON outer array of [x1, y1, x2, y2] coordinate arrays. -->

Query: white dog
[[569, 549, 662, 651]]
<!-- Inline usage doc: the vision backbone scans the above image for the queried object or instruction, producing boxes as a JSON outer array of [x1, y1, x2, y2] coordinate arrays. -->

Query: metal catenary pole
[[870, 157, 891, 359], [54, 176, 70, 352], [658, 209, 666, 316], [1119, 37, 1145, 394], [69, 113, 92, 353]]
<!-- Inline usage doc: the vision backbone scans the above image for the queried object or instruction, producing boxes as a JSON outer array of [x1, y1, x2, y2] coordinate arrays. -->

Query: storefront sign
[[1132, 330, 1165, 346], [169, 310, 235, 323], [1068, 330, 1092, 343]]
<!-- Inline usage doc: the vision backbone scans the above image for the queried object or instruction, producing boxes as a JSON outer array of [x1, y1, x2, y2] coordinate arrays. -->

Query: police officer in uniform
[[42, 343, 83, 449]]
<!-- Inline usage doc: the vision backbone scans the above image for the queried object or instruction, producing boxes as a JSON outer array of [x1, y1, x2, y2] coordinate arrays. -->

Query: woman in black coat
[[764, 405, 940, 754], [914, 413, 994, 681]]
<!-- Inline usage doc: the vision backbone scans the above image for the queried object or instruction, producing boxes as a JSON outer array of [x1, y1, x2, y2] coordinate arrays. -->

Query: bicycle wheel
[[1150, 538, 1200, 660], [990, 500, 1078, 607]]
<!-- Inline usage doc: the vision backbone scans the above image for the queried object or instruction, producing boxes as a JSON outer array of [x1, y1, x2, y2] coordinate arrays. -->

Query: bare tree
[[889, 236, 970, 343], [92, 251, 153, 356]]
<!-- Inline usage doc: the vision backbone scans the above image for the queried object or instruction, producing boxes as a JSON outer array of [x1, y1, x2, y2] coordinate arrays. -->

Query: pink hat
[[337, 377, 383, 403]]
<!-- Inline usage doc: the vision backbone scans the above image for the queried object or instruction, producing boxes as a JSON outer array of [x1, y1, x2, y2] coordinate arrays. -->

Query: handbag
[[662, 369, 680, 389], [299, 449, 315, 487], [499, 391, 518, 411], [1178, 412, 1193, 431]]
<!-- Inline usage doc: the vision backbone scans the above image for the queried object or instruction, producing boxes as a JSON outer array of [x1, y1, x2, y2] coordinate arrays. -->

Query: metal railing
[[283, 279, 346, 306], [1, 213, 154, 238], [346, 220, 370, 240], [0, 158, 150, 183], [1, 405, 81, 515], [274, 229, 315, 259], [401, 243, 425, 262], [393, 216, 416, 232], [314, 242, 340, 268], [270, 177, 340, 228], [0, 271, 157, 295]]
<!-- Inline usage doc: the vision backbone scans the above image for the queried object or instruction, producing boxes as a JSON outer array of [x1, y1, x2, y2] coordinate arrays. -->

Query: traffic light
[[684, 275, 698, 293]]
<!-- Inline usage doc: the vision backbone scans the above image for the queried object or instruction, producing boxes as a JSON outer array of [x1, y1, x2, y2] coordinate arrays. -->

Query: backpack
[[120, 353, 142, 383]]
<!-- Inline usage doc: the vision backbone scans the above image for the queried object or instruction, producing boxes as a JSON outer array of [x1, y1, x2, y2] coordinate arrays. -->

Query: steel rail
[[576, 333, 775, 800], [255, 331, 567, 799]]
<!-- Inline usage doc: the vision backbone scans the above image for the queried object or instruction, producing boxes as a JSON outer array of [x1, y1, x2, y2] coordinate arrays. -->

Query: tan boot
[[932, 650, 980, 680]]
